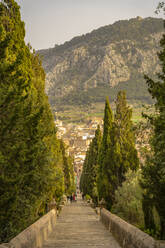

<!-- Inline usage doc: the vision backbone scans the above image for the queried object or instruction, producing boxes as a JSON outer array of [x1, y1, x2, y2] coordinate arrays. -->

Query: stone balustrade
[[100, 208, 165, 248], [1, 204, 165, 248], [0, 209, 56, 248]]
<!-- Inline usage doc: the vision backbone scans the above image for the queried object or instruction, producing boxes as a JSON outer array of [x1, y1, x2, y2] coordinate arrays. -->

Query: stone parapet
[[100, 208, 165, 248], [0, 209, 56, 248]]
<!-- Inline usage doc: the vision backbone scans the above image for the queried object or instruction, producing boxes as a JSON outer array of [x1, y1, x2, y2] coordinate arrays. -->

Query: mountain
[[38, 17, 164, 111]]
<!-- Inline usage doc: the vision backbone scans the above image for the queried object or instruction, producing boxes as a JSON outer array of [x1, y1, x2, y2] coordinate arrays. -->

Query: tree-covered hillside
[[37, 17, 163, 111], [39, 17, 163, 68]]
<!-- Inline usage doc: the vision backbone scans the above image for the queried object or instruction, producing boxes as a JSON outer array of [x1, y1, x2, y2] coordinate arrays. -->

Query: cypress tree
[[80, 125, 102, 204], [0, 1, 37, 240], [114, 91, 139, 184], [97, 97, 114, 209], [90, 125, 102, 204], [60, 140, 75, 195], [97, 93, 138, 210], [80, 149, 89, 196], [107, 91, 138, 208], [0, 0, 66, 242]]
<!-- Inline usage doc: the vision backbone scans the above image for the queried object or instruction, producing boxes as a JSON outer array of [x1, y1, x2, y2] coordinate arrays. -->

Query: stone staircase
[[1, 197, 164, 248], [42, 200, 121, 248]]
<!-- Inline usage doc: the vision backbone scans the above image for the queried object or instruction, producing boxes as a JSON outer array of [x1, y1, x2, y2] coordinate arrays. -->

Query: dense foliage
[[112, 170, 144, 227], [0, 0, 75, 242], [140, 19, 165, 239], [81, 92, 139, 210], [55, 77, 153, 107]]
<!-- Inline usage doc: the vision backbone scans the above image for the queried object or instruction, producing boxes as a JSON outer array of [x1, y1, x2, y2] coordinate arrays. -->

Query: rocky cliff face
[[38, 17, 164, 108]]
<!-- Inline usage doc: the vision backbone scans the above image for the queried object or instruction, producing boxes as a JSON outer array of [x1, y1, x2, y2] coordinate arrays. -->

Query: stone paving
[[42, 199, 121, 248]]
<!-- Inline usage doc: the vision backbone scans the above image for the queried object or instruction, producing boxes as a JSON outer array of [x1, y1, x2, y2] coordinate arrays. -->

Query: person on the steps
[[70, 195, 73, 202]]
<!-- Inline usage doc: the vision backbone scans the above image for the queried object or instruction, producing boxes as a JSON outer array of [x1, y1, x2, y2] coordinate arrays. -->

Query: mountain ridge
[[38, 17, 164, 111]]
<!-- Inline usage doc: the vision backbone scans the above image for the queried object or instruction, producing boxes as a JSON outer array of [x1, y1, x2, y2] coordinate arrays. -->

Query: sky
[[16, 0, 161, 50]]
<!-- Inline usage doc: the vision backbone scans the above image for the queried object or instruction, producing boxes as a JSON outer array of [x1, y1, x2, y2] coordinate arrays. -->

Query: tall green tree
[[0, 0, 38, 240], [60, 140, 75, 195], [0, 0, 66, 242], [80, 149, 89, 196], [89, 125, 102, 203], [107, 91, 139, 208], [113, 91, 139, 184], [141, 19, 165, 239], [80, 125, 102, 204], [97, 93, 138, 210], [97, 97, 114, 209]]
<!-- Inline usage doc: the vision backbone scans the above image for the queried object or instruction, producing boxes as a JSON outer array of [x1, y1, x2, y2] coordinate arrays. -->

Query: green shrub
[[112, 170, 144, 227]]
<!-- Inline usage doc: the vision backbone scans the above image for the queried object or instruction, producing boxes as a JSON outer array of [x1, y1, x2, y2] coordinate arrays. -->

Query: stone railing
[[0, 209, 56, 248], [100, 208, 165, 248]]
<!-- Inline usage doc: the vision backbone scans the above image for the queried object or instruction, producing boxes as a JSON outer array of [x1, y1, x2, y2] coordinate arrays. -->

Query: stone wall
[[0, 209, 56, 248], [100, 208, 165, 248]]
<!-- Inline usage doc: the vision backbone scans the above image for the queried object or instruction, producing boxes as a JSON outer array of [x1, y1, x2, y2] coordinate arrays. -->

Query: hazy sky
[[16, 0, 161, 50]]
